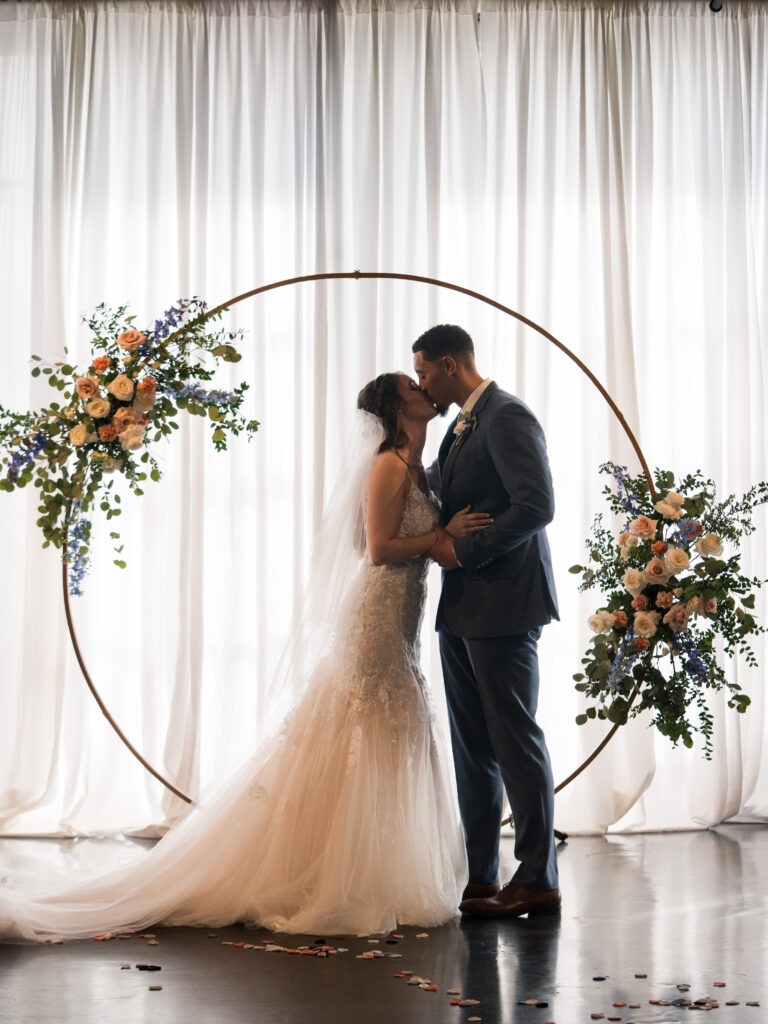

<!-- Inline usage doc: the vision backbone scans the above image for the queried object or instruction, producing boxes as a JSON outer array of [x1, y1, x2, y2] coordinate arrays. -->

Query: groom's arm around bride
[[413, 324, 562, 918]]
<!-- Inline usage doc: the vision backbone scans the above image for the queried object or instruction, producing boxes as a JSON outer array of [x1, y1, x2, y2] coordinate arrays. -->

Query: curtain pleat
[[0, 0, 766, 836]]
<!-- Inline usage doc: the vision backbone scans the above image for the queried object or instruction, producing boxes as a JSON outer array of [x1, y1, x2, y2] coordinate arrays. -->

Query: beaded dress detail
[[0, 480, 466, 942]]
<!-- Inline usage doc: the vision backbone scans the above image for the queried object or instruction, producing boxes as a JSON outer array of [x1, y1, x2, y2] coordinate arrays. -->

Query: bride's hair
[[357, 373, 408, 453]]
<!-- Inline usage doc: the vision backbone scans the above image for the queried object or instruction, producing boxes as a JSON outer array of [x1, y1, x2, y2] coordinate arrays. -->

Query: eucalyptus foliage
[[0, 300, 259, 593]]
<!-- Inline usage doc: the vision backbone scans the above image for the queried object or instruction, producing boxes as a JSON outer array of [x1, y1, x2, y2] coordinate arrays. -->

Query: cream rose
[[644, 557, 669, 584], [696, 533, 724, 558], [69, 423, 89, 446], [107, 374, 135, 402], [86, 397, 111, 419], [663, 604, 690, 633], [119, 424, 146, 451], [664, 546, 691, 575], [102, 457, 122, 473], [628, 515, 658, 540], [116, 329, 145, 352], [75, 376, 100, 400], [664, 491, 686, 508], [622, 568, 646, 596], [654, 500, 684, 520], [588, 609, 615, 634], [633, 610, 661, 638]]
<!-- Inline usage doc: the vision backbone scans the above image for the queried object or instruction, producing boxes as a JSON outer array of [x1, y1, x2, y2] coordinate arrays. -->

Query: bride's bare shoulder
[[367, 450, 408, 495]]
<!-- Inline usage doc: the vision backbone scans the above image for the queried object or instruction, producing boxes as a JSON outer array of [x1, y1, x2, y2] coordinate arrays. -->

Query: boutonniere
[[452, 411, 478, 437]]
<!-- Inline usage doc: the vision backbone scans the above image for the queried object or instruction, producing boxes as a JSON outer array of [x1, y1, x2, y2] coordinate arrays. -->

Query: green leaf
[[575, 714, 589, 726], [212, 428, 225, 443], [113, 559, 127, 569], [568, 564, 583, 574], [742, 594, 755, 609], [31, 367, 41, 377]]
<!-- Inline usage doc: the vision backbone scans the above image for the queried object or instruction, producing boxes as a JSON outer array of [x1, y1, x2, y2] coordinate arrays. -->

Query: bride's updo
[[357, 372, 408, 453]]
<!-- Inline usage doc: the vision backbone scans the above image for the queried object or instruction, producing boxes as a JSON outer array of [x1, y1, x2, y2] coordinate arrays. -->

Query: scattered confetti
[[713, 982, 726, 988], [634, 973, 647, 978], [593, 976, 607, 981], [148, 985, 162, 991], [416, 932, 429, 938]]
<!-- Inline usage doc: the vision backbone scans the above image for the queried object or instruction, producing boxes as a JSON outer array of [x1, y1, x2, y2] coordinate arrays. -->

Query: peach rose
[[644, 557, 669, 584], [633, 610, 662, 638], [633, 637, 650, 652], [663, 604, 690, 632], [588, 610, 615, 634], [75, 376, 100, 400], [112, 406, 146, 433], [98, 423, 118, 442], [116, 329, 145, 352], [86, 397, 111, 420], [107, 374, 135, 402], [632, 595, 649, 611], [119, 424, 146, 451], [93, 356, 111, 373], [628, 515, 658, 540], [612, 611, 628, 628], [698, 596, 718, 615], [133, 392, 156, 414], [622, 568, 646, 596], [655, 591, 674, 609], [696, 533, 724, 558], [651, 541, 667, 556], [664, 546, 691, 575]]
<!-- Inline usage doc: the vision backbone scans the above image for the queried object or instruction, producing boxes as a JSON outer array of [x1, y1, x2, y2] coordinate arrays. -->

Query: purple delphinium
[[6, 430, 47, 482], [600, 462, 645, 522], [670, 632, 708, 686], [607, 633, 639, 689], [65, 501, 90, 597]]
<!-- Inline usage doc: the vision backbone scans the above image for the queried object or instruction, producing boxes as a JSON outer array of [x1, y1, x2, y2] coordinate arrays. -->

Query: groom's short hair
[[412, 324, 475, 364]]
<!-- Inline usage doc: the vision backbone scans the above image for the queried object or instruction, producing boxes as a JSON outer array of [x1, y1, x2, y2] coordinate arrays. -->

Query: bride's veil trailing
[[257, 408, 386, 738]]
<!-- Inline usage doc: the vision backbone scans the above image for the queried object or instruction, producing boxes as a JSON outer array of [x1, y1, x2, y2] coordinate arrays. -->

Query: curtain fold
[[0, 0, 765, 837]]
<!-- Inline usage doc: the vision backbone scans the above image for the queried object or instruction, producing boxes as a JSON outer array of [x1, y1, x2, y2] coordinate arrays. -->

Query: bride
[[0, 372, 493, 942]]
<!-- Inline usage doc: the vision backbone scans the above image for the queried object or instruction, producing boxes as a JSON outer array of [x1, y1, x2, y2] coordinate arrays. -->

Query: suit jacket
[[428, 382, 559, 639]]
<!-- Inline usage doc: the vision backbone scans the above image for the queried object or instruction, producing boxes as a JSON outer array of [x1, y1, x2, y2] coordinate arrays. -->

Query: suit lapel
[[441, 382, 498, 495]]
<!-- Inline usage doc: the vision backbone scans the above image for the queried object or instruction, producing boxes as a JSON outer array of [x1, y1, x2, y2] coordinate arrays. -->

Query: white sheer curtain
[[0, 0, 765, 838]]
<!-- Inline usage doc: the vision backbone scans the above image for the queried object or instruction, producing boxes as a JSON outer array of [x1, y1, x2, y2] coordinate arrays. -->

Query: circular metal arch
[[64, 269, 654, 807]]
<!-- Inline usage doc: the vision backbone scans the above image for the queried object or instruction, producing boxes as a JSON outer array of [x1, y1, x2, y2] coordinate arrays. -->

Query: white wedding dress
[[0, 476, 467, 942]]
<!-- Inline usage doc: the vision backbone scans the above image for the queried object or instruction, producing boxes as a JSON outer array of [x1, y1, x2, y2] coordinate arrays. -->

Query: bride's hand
[[444, 505, 494, 538]]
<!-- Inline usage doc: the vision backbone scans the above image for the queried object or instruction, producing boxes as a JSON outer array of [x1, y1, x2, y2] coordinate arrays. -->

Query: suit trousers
[[439, 625, 559, 892]]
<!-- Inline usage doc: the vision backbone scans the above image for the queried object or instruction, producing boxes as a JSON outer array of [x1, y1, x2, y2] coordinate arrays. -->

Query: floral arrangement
[[572, 463, 768, 756], [0, 299, 259, 594]]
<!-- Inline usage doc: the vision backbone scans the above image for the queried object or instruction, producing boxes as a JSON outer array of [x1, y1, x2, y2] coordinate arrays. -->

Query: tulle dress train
[[0, 481, 467, 942]]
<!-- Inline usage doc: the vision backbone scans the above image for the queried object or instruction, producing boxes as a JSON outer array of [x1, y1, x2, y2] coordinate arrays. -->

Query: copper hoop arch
[[64, 269, 656, 808]]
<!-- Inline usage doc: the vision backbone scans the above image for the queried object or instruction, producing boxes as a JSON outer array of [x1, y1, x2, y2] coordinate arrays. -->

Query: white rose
[[588, 609, 615, 634], [133, 392, 156, 413], [69, 423, 89, 446], [107, 374, 135, 402], [622, 568, 646, 596], [119, 424, 146, 451], [654, 500, 684, 520], [86, 397, 111, 419], [633, 610, 661, 638], [664, 546, 691, 575], [696, 533, 724, 558]]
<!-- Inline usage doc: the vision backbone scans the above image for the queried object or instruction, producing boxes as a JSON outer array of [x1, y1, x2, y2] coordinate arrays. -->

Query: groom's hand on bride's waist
[[427, 525, 460, 570]]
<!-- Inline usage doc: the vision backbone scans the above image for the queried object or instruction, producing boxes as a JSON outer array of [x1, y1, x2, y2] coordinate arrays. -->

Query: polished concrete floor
[[0, 825, 765, 1023]]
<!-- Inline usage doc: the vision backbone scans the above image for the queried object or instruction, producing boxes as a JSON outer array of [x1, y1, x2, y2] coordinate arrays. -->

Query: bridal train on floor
[[0, 478, 466, 942]]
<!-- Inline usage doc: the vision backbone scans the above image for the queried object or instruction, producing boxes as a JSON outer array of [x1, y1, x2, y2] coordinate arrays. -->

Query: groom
[[413, 324, 561, 918]]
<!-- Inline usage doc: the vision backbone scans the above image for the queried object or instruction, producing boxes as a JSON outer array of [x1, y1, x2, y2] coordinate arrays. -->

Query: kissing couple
[[0, 325, 560, 943]]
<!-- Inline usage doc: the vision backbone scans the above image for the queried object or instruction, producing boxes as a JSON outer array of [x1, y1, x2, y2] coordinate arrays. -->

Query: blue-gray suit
[[428, 381, 559, 891]]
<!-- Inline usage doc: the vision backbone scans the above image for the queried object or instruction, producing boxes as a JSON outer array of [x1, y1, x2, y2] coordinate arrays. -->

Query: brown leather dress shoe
[[460, 881, 561, 918], [461, 881, 501, 901]]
